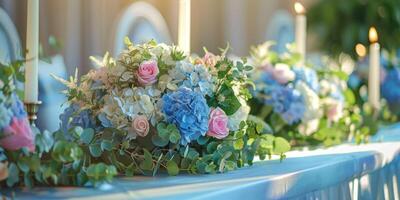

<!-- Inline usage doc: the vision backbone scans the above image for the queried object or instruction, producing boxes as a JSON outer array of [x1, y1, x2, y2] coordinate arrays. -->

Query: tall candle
[[25, 0, 39, 103], [368, 27, 380, 110], [178, 0, 191, 54], [294, 2, 306, 64]]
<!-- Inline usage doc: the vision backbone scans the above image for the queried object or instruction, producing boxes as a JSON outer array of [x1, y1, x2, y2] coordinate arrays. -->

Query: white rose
[[228, 97, 250, 131], [139, 95, 154, 114], [299, 118, 320, 136], [319, 80, 331, 96], [323, 98, 344, 122], [295, 81, 322, 122]]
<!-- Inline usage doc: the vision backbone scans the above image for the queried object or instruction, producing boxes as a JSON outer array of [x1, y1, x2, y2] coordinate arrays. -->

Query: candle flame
[[369, 27, 378, 43], [355, 43, 366, 57], [294, 2, 305, 14]]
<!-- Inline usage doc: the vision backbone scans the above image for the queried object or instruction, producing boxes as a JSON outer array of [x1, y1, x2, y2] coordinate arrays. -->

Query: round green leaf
[[166, 160, 179, 176], [101, 140, 113, 151], [81, 128, 94, 144], [273, 137, 291, 154], [89, 143, 102, 157], [152, 135, 169, 147], [233, 139, 244, 150]]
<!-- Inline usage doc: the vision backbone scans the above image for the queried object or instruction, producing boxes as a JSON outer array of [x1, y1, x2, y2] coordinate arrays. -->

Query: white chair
[[37, 54, 68, 132], [265, 10, 294, 54], [112, 1, 172, 56], [0, 7, 22, 63]]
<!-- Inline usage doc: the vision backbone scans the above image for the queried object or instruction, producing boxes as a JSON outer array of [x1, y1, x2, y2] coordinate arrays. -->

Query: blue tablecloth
[[2, 124, 400, 200]]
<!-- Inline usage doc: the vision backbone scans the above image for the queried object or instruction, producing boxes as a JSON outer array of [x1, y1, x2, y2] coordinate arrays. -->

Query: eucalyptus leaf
[[101, 140, 113, 151], [6, 163, 19, 187], [81, 128, 94, 144], [140, 149, 153, 170], [166, 160, 179, 176], [152, 134, 169, 147], [89, 143, 102, 158], [273, 137, 291, 154]]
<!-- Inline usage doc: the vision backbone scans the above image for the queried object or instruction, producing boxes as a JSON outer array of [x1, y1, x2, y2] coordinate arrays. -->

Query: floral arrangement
[[349, 49, 400, 116], [249, 42, 366, 146], [46, 39, 291, 186], [0, 40, 291, 188]]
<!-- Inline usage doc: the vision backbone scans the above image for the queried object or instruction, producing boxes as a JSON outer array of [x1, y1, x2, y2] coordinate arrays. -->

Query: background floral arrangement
[[349, 49, 400, 114], [248, 42, 368, 146], [346, 49, 399, 138], [0, 61, 55, 187]]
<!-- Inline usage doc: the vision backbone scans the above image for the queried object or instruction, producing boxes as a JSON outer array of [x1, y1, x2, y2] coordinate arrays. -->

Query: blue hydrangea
[[252, 71, 279, 97], [60, 104, 97, 134], [9, 94, 27, 119], [293, 66, 320, 92], [162, 87, 210, 145], [169, 61, 214, 96], [259, 71, 279, 85], [263, 84, 305, 125], [348, 73, 362, 89], [382, 68, 400, 105], [0, 104, 12, 130]]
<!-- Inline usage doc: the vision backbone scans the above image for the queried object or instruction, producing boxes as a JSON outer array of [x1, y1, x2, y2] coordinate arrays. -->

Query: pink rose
[[132, 115, 150, 137], [137, 60, 159, 85], [263, 63, 295, 84], [0, 117, 35, 152], [194, 52, 219, 68], [207, 107, 229, 139], [202, 52, 218, 67]]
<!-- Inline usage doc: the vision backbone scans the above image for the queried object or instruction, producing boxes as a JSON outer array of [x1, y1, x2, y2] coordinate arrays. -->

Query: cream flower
[[295, 81, 322, 122], [228, 97, 250, 131], [299, 118, 320, 136]]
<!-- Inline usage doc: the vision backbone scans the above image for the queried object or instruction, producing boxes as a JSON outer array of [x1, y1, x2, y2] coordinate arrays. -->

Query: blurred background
[[0, 0, 399, 131], [0, 0, 320, 74]]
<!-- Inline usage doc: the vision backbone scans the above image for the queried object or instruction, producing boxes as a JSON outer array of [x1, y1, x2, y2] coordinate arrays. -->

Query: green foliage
[[1, 127, 120, 188], [308, 0, 400, 58], [86, 163, 117, 186], [166, 160, 179, 176], [209, 57, 254, 115], [0, 61, 25, 97]]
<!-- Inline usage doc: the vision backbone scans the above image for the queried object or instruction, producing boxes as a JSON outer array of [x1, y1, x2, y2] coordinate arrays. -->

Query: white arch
[[113, 1, 172, 56], [0, 7, 21, 63]]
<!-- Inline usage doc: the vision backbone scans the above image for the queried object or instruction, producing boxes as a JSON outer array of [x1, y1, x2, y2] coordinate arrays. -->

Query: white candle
[[25, 0, 40, 103], [178, 0, 191, 54], [294, 2, 306, 65], [368, 27, 380, 110]]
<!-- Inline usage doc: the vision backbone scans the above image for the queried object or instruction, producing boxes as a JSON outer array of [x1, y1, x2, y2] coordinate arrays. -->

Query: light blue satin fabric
[[3, 124, 400, 200]]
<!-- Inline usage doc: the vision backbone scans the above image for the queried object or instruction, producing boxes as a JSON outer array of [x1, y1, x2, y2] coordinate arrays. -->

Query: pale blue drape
[[3, 124, 400, 200]]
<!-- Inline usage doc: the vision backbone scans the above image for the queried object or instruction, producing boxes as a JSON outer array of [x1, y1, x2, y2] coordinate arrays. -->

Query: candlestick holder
[[24, 101, 42, 126]]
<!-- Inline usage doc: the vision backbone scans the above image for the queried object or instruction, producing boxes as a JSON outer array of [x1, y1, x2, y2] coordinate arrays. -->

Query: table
[[2, 124, 400, 200]]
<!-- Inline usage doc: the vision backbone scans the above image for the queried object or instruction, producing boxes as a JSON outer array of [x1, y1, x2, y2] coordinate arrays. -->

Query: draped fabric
[[3, 124, 400, 200]]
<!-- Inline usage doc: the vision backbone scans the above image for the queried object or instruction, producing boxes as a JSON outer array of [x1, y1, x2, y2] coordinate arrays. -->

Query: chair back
[[0, 7, 21, 63], [113, 2, 172, 56], [265, 10, 294, 54]]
